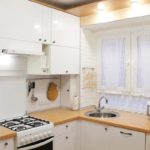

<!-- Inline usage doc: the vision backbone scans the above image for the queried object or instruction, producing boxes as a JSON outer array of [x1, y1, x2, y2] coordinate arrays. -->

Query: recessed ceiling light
[[97, 2, 105, 11], [131, 0, 139, 8]]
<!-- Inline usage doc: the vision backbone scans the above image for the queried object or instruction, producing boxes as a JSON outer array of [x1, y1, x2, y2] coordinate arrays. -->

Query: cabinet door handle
[[66, 136, 69, 140], [4, 142, 8, 146], [120, 131, 132, 136], [38, 38, 42, 41], [66, 70, 68, 73], [66, 125, 69, 128], [52, 41, 56, 44], [44, 39, 47, 42]]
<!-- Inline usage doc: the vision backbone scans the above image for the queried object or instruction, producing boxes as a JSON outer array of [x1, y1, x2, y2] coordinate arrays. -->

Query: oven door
[[18, 136, 54, 150]]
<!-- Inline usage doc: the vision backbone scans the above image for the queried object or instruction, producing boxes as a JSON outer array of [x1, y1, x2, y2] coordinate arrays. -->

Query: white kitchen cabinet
[[80, 121, 145, 150], [106, 126, 145, 150], [50, 46, 79, 74], [0, 0, 51, 55], [0, 0, 42, 43], [51, 9, 80, 48], [0, 138, 14, 150], [53, 121, 79, 150], [80, 121, 106, 150], [27, 45, 80, 75]]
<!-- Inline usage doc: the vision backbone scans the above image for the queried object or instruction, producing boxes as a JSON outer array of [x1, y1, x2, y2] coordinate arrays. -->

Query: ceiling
[[37, 0, 102, 9], [32, 0, 150, 17]]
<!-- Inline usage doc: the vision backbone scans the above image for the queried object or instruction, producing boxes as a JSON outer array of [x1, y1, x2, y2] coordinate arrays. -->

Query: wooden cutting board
[[47, 82, 58, 101]]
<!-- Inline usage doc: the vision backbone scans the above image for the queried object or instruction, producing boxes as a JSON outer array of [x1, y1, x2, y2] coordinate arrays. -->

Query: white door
[[106, 127, 145, 150], [52, 9, 80, 48], [80, 121, 106, 150], [0, 0, 42, 43], [50, 46, 79, 74]]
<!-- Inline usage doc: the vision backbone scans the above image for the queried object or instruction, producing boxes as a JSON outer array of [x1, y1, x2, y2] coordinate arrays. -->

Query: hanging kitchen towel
[[47, 82, 58, 101]]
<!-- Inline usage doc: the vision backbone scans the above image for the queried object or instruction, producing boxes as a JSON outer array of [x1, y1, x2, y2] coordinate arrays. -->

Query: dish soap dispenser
[[147, 101, 150, 117]]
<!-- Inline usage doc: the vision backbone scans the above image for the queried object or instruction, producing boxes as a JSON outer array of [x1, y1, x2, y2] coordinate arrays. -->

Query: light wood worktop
[[0, 127, 16, 140], [30, 107, 150, 133]]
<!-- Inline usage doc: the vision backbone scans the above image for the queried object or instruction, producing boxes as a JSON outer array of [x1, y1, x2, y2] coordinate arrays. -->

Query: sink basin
[[85, 111, 119, 118]]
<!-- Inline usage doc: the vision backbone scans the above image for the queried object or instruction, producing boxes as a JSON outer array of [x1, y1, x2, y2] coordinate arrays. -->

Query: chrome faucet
[[96, 96, 108, 112]]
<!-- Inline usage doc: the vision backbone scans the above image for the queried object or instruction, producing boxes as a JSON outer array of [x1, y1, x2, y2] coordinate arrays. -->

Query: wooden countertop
[[30, 107, 150, 133], [0, 127, 16, 140]]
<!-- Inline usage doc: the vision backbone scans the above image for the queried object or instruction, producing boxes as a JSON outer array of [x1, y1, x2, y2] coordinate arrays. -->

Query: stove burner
[[0, 116, 50, 132], [0, 121, 20, 127], [11, 124, 32, 132]]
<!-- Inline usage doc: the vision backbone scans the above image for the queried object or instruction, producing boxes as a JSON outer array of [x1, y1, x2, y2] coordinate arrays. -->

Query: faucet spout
[[96, 96, 108, 112]]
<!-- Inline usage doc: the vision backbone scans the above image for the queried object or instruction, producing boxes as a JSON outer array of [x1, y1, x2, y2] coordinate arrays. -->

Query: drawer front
[[0, 138, 14, 150], [54, 121, 77, 136]]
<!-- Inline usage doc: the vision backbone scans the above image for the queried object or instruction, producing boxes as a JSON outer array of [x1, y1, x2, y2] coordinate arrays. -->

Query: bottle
[[147, 101, 150, 117]]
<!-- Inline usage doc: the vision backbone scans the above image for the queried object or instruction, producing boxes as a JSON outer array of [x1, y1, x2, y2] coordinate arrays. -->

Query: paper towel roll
[[72, 96, 79, 110]]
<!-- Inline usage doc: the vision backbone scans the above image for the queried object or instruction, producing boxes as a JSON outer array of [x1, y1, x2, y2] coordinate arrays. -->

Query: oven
[[17, 136, 54, 150]]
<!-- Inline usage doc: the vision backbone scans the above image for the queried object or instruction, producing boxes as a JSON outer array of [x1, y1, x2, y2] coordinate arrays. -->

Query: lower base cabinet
[[53, 121, 79, 150], [0, 138, 14, 150], [80, 121, 145, 150]]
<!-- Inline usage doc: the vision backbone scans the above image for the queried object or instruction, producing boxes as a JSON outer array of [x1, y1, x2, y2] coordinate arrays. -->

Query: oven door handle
[[18, 137, 54, 150]]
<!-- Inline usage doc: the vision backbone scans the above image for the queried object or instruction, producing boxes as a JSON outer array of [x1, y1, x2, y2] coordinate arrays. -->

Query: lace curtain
[[98, 36, 126, 89]]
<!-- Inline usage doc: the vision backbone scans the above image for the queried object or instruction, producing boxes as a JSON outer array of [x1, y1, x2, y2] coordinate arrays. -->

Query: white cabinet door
[[80, 121, 106, 150], [54, 121, 78, 150], [52, 9, 80, 48], [42, 6, 51, 44], [0, 138, 14, 150], [0, 0, 42, 43], [106, 127, 145, 150], [50, 46, 80, 74]]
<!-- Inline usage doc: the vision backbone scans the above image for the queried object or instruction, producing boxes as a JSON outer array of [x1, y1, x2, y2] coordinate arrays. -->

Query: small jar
[[147, 101, 150, 116]]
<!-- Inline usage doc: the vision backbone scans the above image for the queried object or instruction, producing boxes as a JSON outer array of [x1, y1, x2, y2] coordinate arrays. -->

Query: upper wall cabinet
[[51, 9, 80, 48], [0, 0, 51, 55], [97, 32, 130, 93]]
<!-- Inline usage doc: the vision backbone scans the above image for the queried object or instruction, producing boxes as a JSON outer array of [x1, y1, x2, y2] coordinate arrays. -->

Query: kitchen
[[0, 0, 150, 150]]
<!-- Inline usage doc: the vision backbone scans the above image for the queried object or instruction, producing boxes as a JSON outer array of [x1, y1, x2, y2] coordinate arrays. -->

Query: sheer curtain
[[137, 34, 150, 90], [98, 36, 126, 89]]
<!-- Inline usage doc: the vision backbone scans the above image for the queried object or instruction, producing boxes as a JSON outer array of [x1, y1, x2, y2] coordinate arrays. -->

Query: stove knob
[[47, 131, 52, 136]]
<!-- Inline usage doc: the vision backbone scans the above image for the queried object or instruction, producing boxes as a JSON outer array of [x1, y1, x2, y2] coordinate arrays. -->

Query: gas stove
[[0, 116, 54, 149]]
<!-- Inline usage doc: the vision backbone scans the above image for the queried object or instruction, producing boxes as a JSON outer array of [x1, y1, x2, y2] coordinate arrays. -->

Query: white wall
[[0, 77, 26, 120], [80, 28, 99, 108]]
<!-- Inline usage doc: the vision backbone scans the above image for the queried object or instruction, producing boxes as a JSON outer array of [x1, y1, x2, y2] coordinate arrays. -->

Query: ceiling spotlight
[[97, 2, 105, 11]]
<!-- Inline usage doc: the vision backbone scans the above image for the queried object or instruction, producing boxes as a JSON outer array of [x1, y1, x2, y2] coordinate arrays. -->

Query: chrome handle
[[120, 131, 132, 136]]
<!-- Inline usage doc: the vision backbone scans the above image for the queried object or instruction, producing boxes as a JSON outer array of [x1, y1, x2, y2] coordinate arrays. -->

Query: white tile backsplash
[[27, 78, 61, 113]]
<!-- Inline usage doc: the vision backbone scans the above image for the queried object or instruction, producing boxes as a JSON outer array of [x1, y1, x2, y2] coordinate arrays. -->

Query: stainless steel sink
[[85, 111, 119, 118]]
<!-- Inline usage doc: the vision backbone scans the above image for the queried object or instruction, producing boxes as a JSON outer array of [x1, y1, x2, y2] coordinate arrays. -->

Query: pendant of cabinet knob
[[4, 142, 8, 146]]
